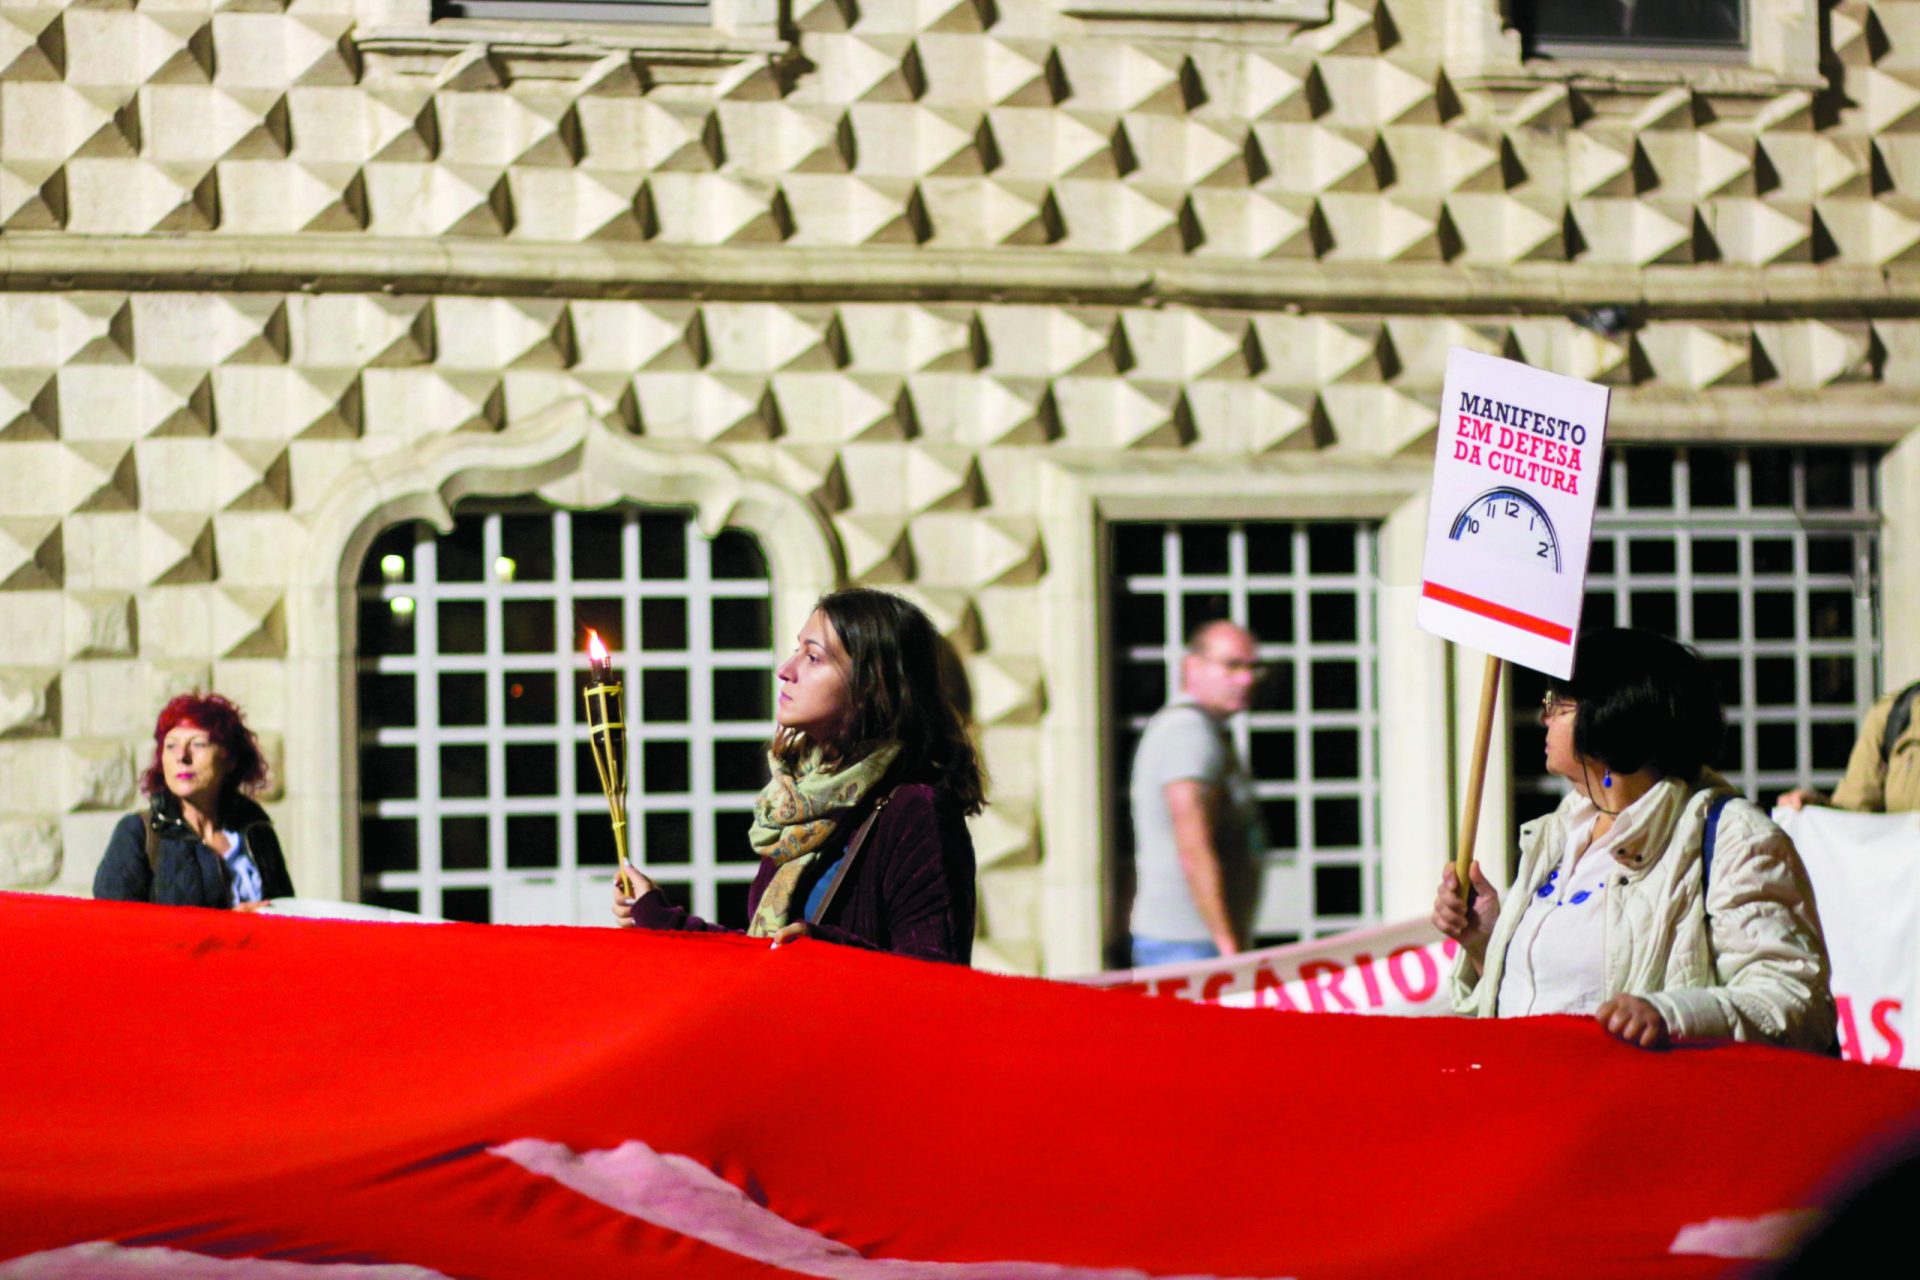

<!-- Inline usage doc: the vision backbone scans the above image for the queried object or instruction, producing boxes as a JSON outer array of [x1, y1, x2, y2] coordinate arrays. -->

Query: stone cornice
[[3, 234, 1919, 319]]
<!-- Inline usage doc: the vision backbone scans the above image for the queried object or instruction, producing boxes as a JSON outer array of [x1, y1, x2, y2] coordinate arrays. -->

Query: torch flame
[[587, 630, 609, 663]]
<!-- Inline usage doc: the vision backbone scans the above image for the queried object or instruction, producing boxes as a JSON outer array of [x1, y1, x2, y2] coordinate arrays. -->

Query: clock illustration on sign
[[1448, 487, 1562, 572]]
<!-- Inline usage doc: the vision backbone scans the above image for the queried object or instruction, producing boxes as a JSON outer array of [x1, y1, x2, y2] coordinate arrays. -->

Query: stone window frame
[[282, 397, 838, 903], [1446, 0, 1824, 102], [1059, 0, 1329, 28]]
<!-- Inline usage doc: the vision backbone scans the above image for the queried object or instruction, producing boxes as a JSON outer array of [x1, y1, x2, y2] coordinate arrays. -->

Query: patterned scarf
[[745, 741, 901, 938]]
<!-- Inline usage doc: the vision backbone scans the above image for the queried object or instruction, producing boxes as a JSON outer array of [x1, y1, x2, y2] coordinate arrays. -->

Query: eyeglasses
[[1539, 691, 1578, 721]]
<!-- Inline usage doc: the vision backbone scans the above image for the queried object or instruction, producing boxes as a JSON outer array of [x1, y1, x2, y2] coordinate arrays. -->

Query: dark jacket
[[630, 782, 976, 964], [93, 794, 294, 908]]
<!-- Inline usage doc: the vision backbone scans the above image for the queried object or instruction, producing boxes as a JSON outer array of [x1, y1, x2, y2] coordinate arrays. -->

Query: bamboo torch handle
[[1455, 654, 1504, 893]]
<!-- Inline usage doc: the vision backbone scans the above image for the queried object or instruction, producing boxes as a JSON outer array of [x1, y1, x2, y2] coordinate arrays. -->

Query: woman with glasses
[[94, 693, 294, 910], [1432, 628, 1834, 1052]]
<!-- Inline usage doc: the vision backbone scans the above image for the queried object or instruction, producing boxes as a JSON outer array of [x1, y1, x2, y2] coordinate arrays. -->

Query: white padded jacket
[[1450, 773, 1836, 1052]]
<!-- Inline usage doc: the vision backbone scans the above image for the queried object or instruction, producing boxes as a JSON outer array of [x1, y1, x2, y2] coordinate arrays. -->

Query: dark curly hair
[[141, 693, 269, 810], [1547, 629, 1725, 782], [772, 588, 988, 816]]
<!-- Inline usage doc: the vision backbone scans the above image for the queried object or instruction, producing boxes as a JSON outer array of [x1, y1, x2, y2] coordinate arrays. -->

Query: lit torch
[[582, 629, 637, 900]]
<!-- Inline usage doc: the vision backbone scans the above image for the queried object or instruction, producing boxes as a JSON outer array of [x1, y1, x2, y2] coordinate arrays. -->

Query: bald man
[[1127, 620, 1267, 967]]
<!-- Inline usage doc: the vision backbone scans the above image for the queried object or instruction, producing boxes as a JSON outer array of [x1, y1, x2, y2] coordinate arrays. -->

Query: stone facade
[[3, 0, 1917, 975]]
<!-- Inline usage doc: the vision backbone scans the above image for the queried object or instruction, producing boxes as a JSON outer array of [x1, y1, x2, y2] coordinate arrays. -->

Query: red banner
[[3, 892, 1919, 1278]]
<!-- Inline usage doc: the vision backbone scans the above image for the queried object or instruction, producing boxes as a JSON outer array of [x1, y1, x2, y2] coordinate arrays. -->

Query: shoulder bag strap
[[141, 812, 161, 876], [1883, 680, 1920, 768], [1701, 792, 1735, 906], [807, 790, 895, 926]]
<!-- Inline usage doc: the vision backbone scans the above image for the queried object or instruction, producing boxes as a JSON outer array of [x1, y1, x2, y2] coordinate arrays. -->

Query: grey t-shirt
[[1128, 697, 1264, 944]]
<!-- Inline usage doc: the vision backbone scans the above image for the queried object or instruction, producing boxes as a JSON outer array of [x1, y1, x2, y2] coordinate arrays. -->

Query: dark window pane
[[1628, 540, 1675, 574], [1708, 657, 1742, 707], [360, 526, 417, 586], [1757, 722, 1797, 772], [1245, 524, 1292, 574], [441, 745, 487, 798], [1312, 661, 1361, 711], [643, 599, 688, 650], [1113, 524, 1164, 576], [439, 601, 486, 654], [713, 598, 771, 650], [1808, 537, 1855, 576], [644, 741, 689, 793], [714, 668, 771, 722], [439, 515, 487, 582], [1719, 724, 1742, 772], [643, 668, 689, 722], [716, 880, 751, 929], [1121, 663, 1167, 717], [642, 811, 691, 864], [1309, 594, 1357, 643], [1753, 592, 1795, 639], [1315, 863, 1361, 916], [1307, 525, 1356, 575], [1261, 799, 1297, 850], [1595, 458, 1614, 509], [506, 814, 557, 869], [442, 816, 488, 869], [575, 742, 608, 796], [503, 600, 554, 654], [1116, 592, 1164, 646], [1753, 539, 1794, 575], [1521, 0, 1744, 47], [1810, 658, 1856, 706], [1312, 728, 1360, 779], [440, 673, 485, 726], [364, 887, 418, 913], [572, 512, 624, 580], [1693, 592, 1740, 641], [362, 674, 415, 729], [359, 597, 416, 657], [1251, 659, 1295, 712], [503, 672, 555, 726], [1583, 593, 1616, 630], [1750, 449, 1792, 507], [639, 515, 687, 579], [1687, 448, 1737, 508], [1247, 593, 1295, 645], [1692, 538, 1738, 575], [1180, 594, 1231, 642], [499, 515, 554, 582], [711, 530, 767, 579], [1587, 540, 1615, 574], [1812, 721, 1856, 771], [1624, 451, 1674, 509], [361, 817, 418, 874], [1755, 657, 1795, 706], [715, 809, 756, 863], [362, 746, 416, 801], [505, 744, 556, 796], [1628, 591, 1677, 636], [573, 598, 622, 653], [1805, 449, 1854, 509], [1250, 730, 1297, 781], [577, 812, 617, 866], [1313, 796, 1361, 847], [441, 887, 490, 923], [1181, 526, 1230, 574], [1809, 591, 1855, 640], [1515, 790, 1561, 826], [714, 740, 768, 793]]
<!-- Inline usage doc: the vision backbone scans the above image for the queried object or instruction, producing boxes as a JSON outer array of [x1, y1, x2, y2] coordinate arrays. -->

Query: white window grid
[[1111, 521, 1383, 943], [357, 506, 774, 926], [1511, 445, 1881, 821]]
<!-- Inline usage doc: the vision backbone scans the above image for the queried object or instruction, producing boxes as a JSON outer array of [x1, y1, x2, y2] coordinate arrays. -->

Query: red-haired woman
[[94, 693, 294, 910]]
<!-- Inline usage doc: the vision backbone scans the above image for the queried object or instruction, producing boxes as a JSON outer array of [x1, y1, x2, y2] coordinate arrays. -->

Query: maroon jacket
[[629, 782, 976, 965]]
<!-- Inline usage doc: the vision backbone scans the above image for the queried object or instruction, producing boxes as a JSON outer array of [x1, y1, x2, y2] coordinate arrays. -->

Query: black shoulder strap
[[807, 790, 895, 926], [1701, 792, 1735, 899], [140, 813, 160, 876], [1883, 681, 1920, 767]]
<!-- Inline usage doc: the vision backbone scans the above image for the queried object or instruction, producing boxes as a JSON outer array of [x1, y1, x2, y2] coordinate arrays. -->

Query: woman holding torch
[[613, 587, 984, 964], [1433, 628, 1833, 1052]]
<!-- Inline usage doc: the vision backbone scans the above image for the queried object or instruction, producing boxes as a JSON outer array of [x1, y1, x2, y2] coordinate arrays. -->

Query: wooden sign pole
[[1455, 652, 1504, 892]]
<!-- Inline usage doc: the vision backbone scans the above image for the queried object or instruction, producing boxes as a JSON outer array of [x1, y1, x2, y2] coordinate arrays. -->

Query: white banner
[[1082, 807, 1920, 1066]]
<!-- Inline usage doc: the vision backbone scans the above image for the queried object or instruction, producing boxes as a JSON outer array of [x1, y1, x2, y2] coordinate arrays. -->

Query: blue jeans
[[1130, 936, 1219, 968]]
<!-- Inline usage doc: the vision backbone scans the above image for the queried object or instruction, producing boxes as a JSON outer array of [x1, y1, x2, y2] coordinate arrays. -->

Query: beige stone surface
[[0, 0, 1915, 973]]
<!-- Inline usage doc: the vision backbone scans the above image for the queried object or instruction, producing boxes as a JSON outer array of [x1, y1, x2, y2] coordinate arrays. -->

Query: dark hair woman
[[614, 587, 985, 963], [94, 693, 294, 910], [1433, 628, 1834, 1052]]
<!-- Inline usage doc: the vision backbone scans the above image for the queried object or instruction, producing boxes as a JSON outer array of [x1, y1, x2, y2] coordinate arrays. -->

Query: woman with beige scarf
[[613, 588, 985, 963]]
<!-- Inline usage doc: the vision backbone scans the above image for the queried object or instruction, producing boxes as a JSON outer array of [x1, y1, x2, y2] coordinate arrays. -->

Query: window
[[357, 506, 774, 926], [1110, 521, 1382, 947], [1510, 446, 1881, 824], [432, 0, 709, 24], [1515, 0, 1746, 60]]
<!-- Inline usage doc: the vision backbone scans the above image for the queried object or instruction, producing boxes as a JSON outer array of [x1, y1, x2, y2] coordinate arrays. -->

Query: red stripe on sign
[[1422, 581, 1573, 644]]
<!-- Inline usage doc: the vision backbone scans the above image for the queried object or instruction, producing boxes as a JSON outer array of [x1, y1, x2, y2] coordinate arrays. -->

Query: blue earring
[[1602, 769, 1613, 789]]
